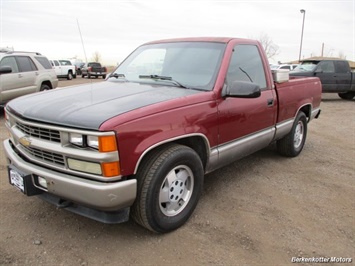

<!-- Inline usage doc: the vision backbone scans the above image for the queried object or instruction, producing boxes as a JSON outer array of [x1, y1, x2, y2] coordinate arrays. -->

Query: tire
[[338, 92, 355, 100], [73, 73, 77, 79], [40, 84, 51, 91], [87, 73, 91, 79], [277, 111, 307, 157], [102, 75, 106, 79], [67, 71, 73, 80], [131, 144, 204, 233], [81, 74, 85, 78]]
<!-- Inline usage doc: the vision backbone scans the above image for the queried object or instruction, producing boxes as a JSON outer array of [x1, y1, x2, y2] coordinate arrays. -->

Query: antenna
[[77, 18, 88, 64]]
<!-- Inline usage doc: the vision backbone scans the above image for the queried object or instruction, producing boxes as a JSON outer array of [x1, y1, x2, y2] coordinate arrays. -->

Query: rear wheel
[[67, 71, 73, 80], [338, 92, 355, 100], [87, 73, 91, 79], [102, 75, 106, 79], [131, 144, 204, 233], [277, 111, 307, 157], [40, 84, 51, 91]]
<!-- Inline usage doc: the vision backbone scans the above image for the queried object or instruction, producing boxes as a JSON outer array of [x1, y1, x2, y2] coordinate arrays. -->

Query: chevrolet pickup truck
[[290, 59, 355, 100], [3, 37, 321, 233], [81, 62, 107, 79]]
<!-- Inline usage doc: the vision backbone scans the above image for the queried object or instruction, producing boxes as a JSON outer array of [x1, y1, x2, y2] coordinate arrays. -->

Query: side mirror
[[224, 81, 261, 98], [0, 66, 12, 75]]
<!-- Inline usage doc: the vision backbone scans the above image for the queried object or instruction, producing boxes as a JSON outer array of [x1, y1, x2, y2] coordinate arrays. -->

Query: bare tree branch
[[258, 33, 280, 59], [92, 51, 102, 62]]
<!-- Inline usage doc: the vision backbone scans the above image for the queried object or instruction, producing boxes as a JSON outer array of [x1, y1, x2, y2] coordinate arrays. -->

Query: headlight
[[87, 135, 98, 149], [69, 133, 84, 146]]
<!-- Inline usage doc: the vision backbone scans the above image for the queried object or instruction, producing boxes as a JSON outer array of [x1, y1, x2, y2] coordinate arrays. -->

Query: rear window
[[35, 56, 53, 69], [59, 60, 72, 66], [88, 63, 101, 67]]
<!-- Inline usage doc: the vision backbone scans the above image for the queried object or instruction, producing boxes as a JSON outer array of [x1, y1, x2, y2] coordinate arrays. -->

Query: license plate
[[10, 169, 25, 193]]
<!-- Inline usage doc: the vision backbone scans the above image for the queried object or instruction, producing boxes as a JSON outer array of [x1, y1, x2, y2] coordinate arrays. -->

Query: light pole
[[298, 9, 306, 62]]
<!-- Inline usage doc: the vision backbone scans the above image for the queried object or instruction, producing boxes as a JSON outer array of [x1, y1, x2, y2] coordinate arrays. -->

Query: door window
[[0, 56, 19, 73], [226, 45, 267, 90], [317, 61, 335, 73], [334, 61, 349, 73], [16, 56, 37, 72]]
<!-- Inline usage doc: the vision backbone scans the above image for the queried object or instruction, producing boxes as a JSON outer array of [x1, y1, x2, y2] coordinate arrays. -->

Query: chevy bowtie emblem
[[19, 136, 31, 147]]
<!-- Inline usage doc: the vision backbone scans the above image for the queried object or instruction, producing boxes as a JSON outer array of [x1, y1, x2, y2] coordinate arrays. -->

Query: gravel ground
[[0, 78, 354, 265]]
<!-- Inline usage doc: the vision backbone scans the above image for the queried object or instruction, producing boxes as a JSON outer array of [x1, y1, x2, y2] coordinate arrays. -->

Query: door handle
[[267, 98, 274, 107]]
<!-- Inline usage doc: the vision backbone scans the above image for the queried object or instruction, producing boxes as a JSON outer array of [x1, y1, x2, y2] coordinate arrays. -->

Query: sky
[[0, 0, 354, 66]]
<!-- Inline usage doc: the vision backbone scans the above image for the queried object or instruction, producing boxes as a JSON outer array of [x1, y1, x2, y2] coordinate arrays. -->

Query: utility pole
[[298, 9, 306, 62]]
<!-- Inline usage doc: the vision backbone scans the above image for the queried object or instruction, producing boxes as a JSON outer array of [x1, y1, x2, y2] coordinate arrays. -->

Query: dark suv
[[0, 50, 58, 106]]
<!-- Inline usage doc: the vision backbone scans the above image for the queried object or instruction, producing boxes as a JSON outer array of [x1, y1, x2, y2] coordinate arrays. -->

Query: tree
[[338, 51, 347, 60], [92, 51, 102, 62], [258, 33, 280, 59]]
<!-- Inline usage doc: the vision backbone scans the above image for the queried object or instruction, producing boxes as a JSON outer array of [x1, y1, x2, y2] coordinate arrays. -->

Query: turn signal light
[[102, 161, 121, 177], [99, 135, 117, 152]]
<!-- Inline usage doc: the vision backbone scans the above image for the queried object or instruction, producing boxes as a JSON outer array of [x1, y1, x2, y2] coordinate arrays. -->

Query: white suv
[[0, 50, 58, 106]]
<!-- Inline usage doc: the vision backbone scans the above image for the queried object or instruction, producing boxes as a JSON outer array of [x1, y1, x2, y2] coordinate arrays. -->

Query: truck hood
[[6, 81, 202, 130]]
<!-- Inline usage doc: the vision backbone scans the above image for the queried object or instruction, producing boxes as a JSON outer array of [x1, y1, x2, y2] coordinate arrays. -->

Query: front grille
[[16, 122, 61, 143], [21, 145, 65, 166]]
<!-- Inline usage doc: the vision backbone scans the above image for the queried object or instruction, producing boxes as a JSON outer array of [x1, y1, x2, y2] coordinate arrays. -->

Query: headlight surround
[[69, 133, 117, 152]]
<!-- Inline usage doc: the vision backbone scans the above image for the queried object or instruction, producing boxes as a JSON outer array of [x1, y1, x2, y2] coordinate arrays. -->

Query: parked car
[[3, 37, 321, 233], [270, 64, 299, 71], [0, 51, 58, 106], [290, 59, 355, 99], [81, 62, 107, 79], [50, 59, 76, 80]]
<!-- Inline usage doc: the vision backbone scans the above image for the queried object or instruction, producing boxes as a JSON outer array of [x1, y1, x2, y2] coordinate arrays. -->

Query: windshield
[[293, 61, 318, 72], [109, 42, 226, 91]]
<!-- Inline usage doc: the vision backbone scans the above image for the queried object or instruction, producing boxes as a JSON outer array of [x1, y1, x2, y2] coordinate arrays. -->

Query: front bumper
[[3, 139, 137, 212]]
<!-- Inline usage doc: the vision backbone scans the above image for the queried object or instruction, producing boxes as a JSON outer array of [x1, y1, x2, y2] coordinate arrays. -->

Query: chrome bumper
[[3, 139, 137, 212]]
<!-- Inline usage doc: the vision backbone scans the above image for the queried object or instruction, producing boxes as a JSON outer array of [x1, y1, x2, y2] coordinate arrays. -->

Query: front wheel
[[131, 144, 204, 233], [277, 111, 307, 157], [338, 92, 355, 100]]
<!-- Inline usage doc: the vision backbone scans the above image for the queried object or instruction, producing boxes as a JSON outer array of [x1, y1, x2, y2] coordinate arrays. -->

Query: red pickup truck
[[3, 37, 321, 233]]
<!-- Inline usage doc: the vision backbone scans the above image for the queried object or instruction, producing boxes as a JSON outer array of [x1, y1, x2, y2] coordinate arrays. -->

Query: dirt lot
[[0, 77, 354, 265]]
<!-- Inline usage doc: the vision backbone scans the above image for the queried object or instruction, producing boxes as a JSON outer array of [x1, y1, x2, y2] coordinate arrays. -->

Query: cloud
[[1, 0, 354, 64]]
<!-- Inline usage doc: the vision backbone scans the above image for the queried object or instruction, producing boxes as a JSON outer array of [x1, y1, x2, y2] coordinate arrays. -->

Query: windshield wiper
[[109, 73, 127, 79], [138, 75, 188, 89]]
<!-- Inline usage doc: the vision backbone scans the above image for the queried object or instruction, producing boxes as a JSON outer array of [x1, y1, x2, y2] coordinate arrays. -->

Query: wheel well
[[174, 136, 208, 169], [299, 105, 311, 121], [136, 136, 209, 174], [41, 81, 52, 89]]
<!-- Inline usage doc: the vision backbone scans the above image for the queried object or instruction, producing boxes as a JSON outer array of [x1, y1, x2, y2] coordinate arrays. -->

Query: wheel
[[131, 144, 204, 233], [277, 111, 307, 157], [67, 71, 73, 80], [81, 74, 85, 78], [102, 75, 106, 79], [40, 84, 51, 91], [73, 73, 77, 79], [338, 92, 355, 100], [87, 73, 91, 79]]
